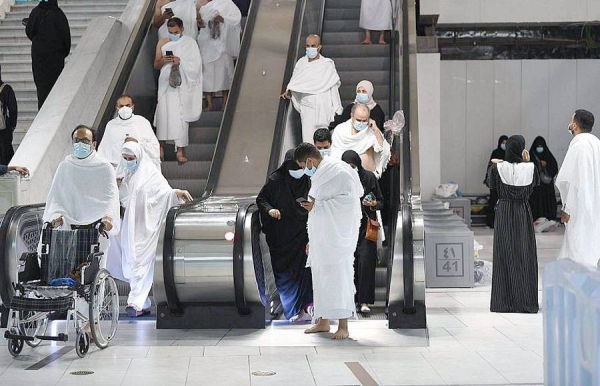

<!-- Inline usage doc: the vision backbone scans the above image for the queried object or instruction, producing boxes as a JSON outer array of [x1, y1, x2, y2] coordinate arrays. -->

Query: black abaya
[[256, 158, 313, 320], [26, 0, 71, 109], [528, 136, 558, 221], [486, 136, 539, 314], [485, 135, 508, 228], [341, 151, 384, 305]]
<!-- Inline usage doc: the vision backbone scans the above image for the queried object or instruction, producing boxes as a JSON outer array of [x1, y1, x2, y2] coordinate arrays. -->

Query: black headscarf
[[38, 0, 59, 8], [529, 136, 558, 177], [490, 135, 509, 160], [341, 150, 366, 182], [504, 135, 525, 164]]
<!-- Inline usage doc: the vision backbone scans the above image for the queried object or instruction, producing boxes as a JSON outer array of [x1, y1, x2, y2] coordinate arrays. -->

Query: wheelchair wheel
[[20, 311, 49, 348], [7, 328, 23, 356], [75, 329, 89, 358], [89, 269, 119, 349]]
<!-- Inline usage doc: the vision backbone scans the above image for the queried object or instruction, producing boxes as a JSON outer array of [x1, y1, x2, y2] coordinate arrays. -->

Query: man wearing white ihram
[[294, 143, 363, 340], [153, 0, 198, 39], [97, 95, 160, 173], [281, 35, 343, 143], [197, 0, 241, 111], [555, 109, 600, 268], [154, 17, 203, 165], [360, 0, 393, 45]]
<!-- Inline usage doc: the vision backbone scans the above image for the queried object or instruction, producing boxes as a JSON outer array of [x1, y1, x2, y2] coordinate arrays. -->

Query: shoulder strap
[[0, 84, 6, 95]]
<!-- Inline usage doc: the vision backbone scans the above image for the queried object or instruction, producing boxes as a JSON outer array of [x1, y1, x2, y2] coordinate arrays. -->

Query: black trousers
[[354, 237, 377, 305], [0, 128, 14, 165]]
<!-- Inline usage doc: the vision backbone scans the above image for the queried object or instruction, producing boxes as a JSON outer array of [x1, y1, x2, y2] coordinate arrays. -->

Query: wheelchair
[[3, 221, 119, 358]]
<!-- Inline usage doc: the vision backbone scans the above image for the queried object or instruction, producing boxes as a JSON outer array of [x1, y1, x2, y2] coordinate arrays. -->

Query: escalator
[[1, 0, 426, 331]]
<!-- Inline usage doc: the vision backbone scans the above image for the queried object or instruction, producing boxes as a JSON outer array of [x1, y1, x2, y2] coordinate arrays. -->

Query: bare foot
[[304, 319, 330, 334], [203, 105, 214, 112], [332, 327, 349, 340], [160, 146, 165, 161], [176, 150, 188, 164], [360, 40, 372, 45], [378, 39, 387, 45]]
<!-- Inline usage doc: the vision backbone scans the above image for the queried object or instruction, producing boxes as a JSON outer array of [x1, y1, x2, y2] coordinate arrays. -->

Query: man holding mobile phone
[[153, 0, 198, 39]]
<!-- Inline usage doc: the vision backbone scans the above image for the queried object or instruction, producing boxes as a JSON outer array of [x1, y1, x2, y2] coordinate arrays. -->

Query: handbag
[[169, 64, 182, 88], [363, 208, 380, 242], [540, 167, 553, 184]]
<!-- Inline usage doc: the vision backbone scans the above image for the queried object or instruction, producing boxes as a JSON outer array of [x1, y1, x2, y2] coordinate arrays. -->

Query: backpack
[[0, 83, 6, 131]]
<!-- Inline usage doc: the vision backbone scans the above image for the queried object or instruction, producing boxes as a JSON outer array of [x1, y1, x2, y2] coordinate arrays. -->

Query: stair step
[[338, 70, 389, 86], [1, 16, 93, 26], [324, 8, 360, 21], [334, 57, 390, 72], [12, 3, 128, 11], [0, 34, 82, 44], [324, 31, 382, 45], [189, 125, 219, 143], [325, 0, 361, 9], [195, 111, 223, 127], [168, 179, 207, 199], [7, 9, 122, 18], [322, 44, 389, 58], [15, 120, 34, 133], [160, 160, 211, 180], [323, 20, 363, 33], [163, 144, 215, 162]]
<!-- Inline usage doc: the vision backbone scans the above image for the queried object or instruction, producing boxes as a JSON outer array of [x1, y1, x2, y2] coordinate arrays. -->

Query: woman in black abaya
[[486, 135, 539, 313], [341, 150, 383, 314], [484, 135, 508, 228], [528, 136, 558, 221], [26, 0, 71, 109], [256, 150, 313, 321]]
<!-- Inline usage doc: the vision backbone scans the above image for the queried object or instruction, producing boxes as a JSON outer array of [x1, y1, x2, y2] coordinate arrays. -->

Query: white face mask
[[118, 106, 133, 120], [306, 47, 319, 59]]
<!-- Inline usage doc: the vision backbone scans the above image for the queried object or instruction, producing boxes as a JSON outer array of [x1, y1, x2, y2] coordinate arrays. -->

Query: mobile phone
[[296, 197, 310, 204], [165, 7, 172, 13], [166, 50, 173, 56]]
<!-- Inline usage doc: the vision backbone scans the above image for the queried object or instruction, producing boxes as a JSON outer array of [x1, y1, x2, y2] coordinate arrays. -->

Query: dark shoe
[[126, 306, 150, 317]]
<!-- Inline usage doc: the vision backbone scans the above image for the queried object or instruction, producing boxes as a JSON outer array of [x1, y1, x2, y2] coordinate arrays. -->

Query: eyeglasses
[[73, 138, 92, 145]]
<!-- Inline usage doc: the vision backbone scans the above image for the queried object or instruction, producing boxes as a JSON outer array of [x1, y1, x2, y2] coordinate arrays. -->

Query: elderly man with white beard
[[98, 95, 160, 171], [153, 17, 203, 164], [281, 35, 343, 143]]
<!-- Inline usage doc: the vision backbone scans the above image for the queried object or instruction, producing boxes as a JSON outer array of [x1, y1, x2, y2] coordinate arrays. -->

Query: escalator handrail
[[0, 203, 45, 307], [160, 0, 262, 314], [232, 202, 255, 315], [93, 0, 157, 142], [268, 0, 327, 177]]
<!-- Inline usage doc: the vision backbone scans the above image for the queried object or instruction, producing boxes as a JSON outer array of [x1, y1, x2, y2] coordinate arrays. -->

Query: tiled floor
[[0, 227, 560, 385]]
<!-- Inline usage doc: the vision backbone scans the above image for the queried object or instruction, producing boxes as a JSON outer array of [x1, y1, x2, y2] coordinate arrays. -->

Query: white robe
[[154, 35, 203, 147], [197, 0, 241, 92], [330, 119, 391, 178], [555, 133, 600, 268], [307, 156, 363, 320], [98, 114, 161, 172], [360, 0, 393, 31], [43, 151, 120, 235], [286, 55, 343, 143], [107, 142, 182, 311], [158, 0, 199, 39]]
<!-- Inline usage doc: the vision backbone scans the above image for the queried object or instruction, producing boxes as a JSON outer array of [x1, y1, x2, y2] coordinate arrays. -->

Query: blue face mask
[[500, 143, 506, 151], [536, 147, 544, 154], [353, 120, 368, 131], [73, 142, 92, 159], [306, 47, 319, 59], [169, 33, 181, 42], [319, 149, 331, 157], [303, 159, 317, 177], [356, 93, 369, 104], [289, 169, 304, 179], [123, 159, 138, 173]]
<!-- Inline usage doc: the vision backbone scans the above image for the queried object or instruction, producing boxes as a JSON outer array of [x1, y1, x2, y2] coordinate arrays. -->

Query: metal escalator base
[[156, 304, 264, 329], [388, 301, 427, 329]]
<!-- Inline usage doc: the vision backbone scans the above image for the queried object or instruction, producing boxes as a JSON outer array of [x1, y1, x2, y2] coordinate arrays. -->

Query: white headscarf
[[354, 80, 377, 110]]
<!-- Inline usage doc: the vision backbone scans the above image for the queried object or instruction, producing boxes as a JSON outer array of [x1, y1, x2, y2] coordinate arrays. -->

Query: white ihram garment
[[360, 0, 393, 31], [197, 0, 241, 92], [330, 119, 391, 178], [98, 114, 161, 173], [107, 142, 183, 311], [154, 36, 203, 148], [307, 157, 363, 320], [158, 0, 199, 39], [555, 133, 600, 268], [286, 55, 343, 143]]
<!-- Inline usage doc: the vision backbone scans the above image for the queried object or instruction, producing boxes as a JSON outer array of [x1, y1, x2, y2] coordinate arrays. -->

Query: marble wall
[[440, 60, 600, 195]]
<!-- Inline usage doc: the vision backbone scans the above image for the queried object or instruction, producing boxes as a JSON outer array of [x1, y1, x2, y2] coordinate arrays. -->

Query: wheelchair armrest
[[85, 251, 104, 263]]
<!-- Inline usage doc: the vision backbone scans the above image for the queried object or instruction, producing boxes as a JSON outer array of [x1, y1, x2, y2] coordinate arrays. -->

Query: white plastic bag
[[435, 183, 458, 198]]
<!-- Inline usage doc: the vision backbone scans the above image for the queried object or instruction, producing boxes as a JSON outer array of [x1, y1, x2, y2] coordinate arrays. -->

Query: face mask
[[289, 169, 304, 179], [568, 124, 574, 135], [319, 149, 331, 157], [536, 147, 544, 154], [306, 47, 319, 59], [352, 166, 358, 171], [73, 142, 92, 159], [118, 106, 133, 120], [356, 93, 369, 104], [169, 33, 181, 42], [123, 159, 138, 173], [303, 159, 317, 177], [353, 120, 368, 131], [500, 143, 506, 151]]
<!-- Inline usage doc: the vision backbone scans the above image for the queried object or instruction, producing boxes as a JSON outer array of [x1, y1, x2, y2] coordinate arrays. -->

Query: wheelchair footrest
[[4, 330, 35, 341], [35, 333, 68, 342]]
